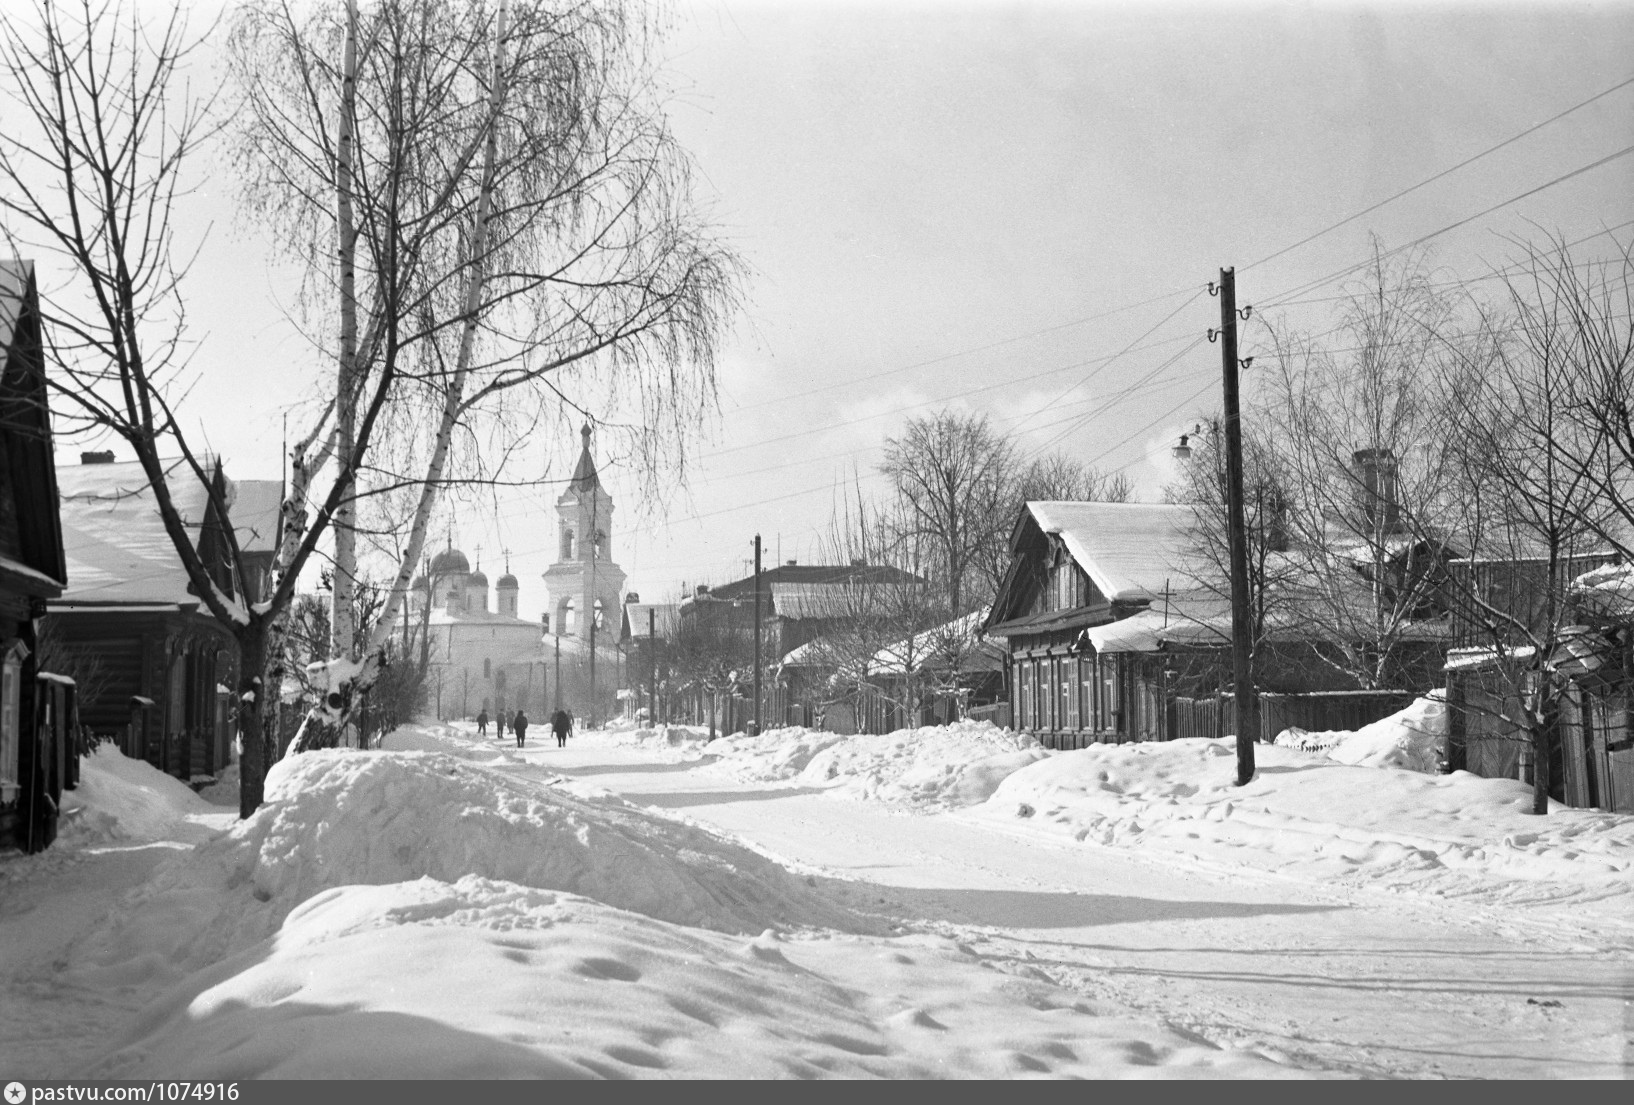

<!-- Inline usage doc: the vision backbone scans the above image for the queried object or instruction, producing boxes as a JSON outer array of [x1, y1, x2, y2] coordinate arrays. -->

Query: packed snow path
[[421, 724, 1634, 1079]]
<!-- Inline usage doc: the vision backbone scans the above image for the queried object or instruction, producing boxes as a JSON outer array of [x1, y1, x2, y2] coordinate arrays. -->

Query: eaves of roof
[[984, 602, 1115, 638]]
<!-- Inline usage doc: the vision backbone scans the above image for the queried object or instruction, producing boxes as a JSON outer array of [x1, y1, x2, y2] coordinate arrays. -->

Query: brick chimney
[[1352, 448, 1400, 534]]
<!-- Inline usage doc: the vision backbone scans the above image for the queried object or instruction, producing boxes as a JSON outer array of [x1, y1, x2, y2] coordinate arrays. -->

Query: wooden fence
[[1170, 690, 1418, 743]]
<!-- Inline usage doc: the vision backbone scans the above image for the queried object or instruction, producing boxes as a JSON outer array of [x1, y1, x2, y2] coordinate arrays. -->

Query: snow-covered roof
[[1083, 591, 1234, 653], [55, 458, 219, 605], [866, 608, 989, 674], [54, 457, 273, 608], [1027, 501, 1202, 603], [1572, 561, 1634, 619]]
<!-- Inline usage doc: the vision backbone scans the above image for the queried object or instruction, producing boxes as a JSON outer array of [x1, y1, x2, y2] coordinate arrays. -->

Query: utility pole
[[752, 533, 763, 735], [1214, 266, 1258, 786], [553, 630, 561, 711], [648, 606, 657, 728], [588, 610, 597, 729]]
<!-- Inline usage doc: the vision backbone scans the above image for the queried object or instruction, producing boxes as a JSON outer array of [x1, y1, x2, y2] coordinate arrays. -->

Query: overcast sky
[[37, 0, 1634, 623]]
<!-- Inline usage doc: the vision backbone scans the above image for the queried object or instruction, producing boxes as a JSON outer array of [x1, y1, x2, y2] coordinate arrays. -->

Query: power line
[[1242, 73, 1634, 276], [1260, 142, 1634, 311]]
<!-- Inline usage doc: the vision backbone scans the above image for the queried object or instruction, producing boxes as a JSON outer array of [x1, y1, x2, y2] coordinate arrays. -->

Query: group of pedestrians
[[475, 706, 575, 749]]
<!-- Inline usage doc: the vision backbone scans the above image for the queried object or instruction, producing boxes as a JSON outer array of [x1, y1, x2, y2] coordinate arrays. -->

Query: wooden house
[[1444, 553, 1634, 812], [984, 501, 1446, 749], [48, 455, 274, 782], [0, 260, 73, 852]]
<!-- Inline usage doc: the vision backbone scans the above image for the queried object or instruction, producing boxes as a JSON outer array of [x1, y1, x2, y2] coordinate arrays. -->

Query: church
[[408, 425, 628, 725]]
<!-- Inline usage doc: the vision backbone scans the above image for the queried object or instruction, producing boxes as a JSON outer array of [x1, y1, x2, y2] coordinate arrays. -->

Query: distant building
[[407, 544, 540, 722], [542, 425, 626, 645]]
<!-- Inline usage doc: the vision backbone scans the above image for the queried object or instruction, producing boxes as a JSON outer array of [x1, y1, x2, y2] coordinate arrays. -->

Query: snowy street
[[1, 719, 1629, 1080], [419, 724, 1633, 1079]]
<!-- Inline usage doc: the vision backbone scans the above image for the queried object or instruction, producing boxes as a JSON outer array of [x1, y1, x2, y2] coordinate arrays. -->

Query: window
[[1018, 661, 1032, 730], [1101, 657, 1120, 732], [1079, 657, 1094, 731], [1063, 658, 1078, 731], [564, 598, 577, 636], [562, 527, 576, 560], [1, 643, 21, 800], [483, 658, 491, 679]]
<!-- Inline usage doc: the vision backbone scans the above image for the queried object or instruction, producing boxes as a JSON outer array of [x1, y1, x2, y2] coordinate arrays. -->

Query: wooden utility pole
[[648, 606, 657, 727], [752, 534, 763, 735], [553, 631, 561, 710], [1216, 266, 1258, 786]]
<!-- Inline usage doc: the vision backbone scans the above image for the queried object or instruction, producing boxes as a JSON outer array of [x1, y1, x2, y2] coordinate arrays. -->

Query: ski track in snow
[[1, 719, 1629, 1079]]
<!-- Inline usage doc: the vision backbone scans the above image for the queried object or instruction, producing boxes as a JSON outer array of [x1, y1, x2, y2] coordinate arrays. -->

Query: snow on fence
[[1170, 690, 1420, 743]]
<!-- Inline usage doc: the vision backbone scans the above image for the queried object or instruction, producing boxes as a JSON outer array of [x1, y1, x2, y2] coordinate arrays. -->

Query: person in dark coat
[[476, 709, 489, 737], [551, 707, 573, 748], [513, 709, 529, 749]]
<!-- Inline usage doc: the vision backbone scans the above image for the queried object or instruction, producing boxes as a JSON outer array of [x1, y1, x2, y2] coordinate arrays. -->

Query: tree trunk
[[331, 0, 362, 689], [1531, 699, 1557, 816], [237, 619, 271, 818]]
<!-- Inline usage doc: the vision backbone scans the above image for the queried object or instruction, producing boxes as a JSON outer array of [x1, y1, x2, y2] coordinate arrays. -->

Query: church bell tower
[[541, 425, 626, 643]]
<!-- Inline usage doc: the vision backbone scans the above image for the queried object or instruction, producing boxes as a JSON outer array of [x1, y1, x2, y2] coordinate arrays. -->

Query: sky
[[25, 0, 1634, 625]]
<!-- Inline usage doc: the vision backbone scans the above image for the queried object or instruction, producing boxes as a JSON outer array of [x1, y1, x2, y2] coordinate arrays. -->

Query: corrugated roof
[[1028, 501, 1203, 602]]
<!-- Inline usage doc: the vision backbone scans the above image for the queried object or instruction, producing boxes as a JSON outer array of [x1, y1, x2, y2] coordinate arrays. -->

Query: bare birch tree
[[0, 0, 317, 816], [225, 0, 741, 752]]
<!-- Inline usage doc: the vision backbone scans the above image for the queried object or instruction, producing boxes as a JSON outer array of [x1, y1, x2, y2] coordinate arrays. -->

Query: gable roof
[[1026, 501, 1202, 602], [54, 456, 270, 608]]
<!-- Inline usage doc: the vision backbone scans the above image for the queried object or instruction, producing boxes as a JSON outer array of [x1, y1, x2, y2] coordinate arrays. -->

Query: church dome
[[430, 547, 470, 576], [497, 573, 519, 590], [468, 568, 489, 588]]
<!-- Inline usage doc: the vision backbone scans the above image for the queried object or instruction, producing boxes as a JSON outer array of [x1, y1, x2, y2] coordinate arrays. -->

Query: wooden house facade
[[0, 261, 74, 852], [985, 501, 1446, 749], [1444, 554, 1634, 812], [48, 456, 265, 782]]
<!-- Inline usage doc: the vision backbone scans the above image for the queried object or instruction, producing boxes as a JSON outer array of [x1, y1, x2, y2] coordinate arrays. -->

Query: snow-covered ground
[[2, 717, 1630, 1079]]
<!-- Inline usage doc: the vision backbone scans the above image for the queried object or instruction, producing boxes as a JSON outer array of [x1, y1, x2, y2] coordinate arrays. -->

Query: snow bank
[[58, 743, 226, 845], [193, 761, 240, 807], [66, 749, 861, 990], [1275, 694, 1446, 774], [88, 875, 1310, 1080], [973, 738, 1634, 923], [704, 720, 1047, 810]]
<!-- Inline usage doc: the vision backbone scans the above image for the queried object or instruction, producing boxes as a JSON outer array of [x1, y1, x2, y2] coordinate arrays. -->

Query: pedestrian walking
[[551, 707, 573, 748], [476, 709, 489, 738], [513, 709, 529, 749]]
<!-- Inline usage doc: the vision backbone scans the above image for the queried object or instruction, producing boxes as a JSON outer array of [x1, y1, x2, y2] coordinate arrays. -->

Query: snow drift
[[58, 742, 230, 846], [88, 875, 1310, 1080], [1275, 694, 1446, 774], [66, 749, 865, 990], [973, 737, 1634, 926], [704, 720, 1047, 810]]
